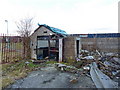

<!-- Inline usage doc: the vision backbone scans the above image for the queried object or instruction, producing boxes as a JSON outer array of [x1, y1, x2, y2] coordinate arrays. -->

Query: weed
[[2, 60, 44, 88], [2, 77, 14, 88], [65, 59, 76, 66], [46, 61, 57, 64]]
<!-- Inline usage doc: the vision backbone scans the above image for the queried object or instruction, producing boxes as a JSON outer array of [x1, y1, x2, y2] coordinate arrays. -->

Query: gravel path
[[6, 64, 95, 88]]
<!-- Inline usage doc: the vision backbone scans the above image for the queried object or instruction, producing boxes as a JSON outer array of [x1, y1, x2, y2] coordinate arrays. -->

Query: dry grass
[[2, 60, 44, 88]]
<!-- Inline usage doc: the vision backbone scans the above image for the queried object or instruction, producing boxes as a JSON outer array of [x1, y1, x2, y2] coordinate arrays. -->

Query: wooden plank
[[59, 39, 63, 62], [48, 36, 50, 60]]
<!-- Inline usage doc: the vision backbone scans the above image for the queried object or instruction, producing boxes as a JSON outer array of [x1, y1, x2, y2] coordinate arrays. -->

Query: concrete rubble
[[22, 49, 119, 88], [56, 49, 120, 88], [79, 50, 119, 88]]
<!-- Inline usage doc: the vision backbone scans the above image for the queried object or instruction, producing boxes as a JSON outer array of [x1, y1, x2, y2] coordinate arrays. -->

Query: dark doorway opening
[[76, 40, 79, 56], [43, 49, 48, 58]]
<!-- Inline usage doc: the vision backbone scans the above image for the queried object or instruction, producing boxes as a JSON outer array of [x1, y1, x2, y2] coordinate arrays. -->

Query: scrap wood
[[70, 78, 78, 84], [96, 50, 102, 57], [97, 61, 108, 67]]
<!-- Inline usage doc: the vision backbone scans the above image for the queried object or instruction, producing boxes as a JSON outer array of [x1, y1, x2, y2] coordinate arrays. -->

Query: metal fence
[[0, 34, 23, 63]]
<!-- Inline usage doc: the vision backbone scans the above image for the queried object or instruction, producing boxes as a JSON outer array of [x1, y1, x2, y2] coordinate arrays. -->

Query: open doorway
[[76, 40, 79, 56]]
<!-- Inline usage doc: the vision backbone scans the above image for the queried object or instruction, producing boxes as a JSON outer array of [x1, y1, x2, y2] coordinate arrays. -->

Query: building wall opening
[[76, 40, 79, 56]]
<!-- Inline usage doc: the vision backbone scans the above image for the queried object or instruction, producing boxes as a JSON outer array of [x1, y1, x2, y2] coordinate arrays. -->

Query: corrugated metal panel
[[88, 33, 120, 38], [38, 24, 67, 35]]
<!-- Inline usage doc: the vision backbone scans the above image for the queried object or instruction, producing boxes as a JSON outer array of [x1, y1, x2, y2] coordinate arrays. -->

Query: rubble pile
[[56, 49, 120, 88], [77, 50, 120, 79]]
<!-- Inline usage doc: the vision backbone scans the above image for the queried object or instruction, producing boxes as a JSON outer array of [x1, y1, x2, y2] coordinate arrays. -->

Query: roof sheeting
[[70, 33, 120, 38], [38, 24, 67, 35]]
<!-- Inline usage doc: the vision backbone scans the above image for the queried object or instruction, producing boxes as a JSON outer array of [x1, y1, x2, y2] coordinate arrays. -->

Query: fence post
[[0, 34, 2, 90], [0, 36, 2, 64]]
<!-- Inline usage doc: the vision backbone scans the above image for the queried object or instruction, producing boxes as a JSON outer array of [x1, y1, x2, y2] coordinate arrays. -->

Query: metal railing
[[0, 34, 23, 63]]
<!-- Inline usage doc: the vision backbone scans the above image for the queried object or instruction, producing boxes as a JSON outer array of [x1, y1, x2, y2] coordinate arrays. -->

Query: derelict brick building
[[30, 24, 81, 61]]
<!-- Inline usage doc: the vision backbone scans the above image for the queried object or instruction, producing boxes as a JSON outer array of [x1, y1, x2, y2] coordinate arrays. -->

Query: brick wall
[[63, 37, 76, 60], [81, 37, 119, 53]]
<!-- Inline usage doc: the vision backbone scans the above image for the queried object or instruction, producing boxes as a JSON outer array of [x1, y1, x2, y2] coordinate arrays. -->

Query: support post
[[59, 38, 63, 62], [48, 35, 50, 60]]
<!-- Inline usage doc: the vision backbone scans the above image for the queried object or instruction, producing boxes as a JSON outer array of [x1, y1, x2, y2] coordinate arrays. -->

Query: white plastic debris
[[25, 61, 29, 64], [61, 67, 64, 71], [82, 56, 94, 60], [83, 66, 90, 70], [81, 50, 89, 53], [57, 63, 66, 67], [116, 77, 119, 79], [55, 63, 66, 71]]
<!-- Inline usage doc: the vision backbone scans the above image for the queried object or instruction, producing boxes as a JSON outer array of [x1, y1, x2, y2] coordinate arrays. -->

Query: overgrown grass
[[2, 50, 23, 63], [60, 62, 71, 66], [2, 60, 45, 88], [2, 59, 90, 88], [46, 60, 57, 64]]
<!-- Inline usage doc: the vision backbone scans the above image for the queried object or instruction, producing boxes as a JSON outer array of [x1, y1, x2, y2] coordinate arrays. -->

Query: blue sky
[[0, 0, 119, 35]]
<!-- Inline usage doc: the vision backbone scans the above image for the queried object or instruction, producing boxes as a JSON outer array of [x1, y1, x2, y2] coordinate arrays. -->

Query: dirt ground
[[6, 64, 95, 88]]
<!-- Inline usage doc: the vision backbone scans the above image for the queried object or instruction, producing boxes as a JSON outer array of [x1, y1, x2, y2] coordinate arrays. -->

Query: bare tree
[[16, 17, 34, 60], [16, 17, 33, 37]]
